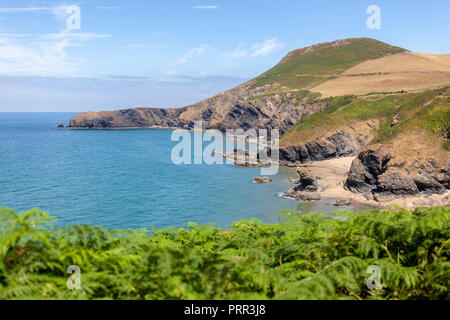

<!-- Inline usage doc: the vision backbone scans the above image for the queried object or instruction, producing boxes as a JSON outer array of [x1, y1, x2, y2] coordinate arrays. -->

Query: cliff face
[[279, 120, 380, 163], [69, 81, 327, 134], [69, 108, 186, 129], [345, 143, 449, 201], [69, 38, 409, 133], [344, 88, 450, 200]]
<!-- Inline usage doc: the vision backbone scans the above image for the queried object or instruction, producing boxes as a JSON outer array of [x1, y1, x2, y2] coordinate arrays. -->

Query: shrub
[[0, 206, 448, 300]]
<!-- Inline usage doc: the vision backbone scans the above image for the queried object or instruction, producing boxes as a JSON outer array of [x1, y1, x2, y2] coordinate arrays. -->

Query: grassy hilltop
[[253, 38, 406, 90]]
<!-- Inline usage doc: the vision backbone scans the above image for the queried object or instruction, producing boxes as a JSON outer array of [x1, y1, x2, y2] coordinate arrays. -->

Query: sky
[[0, 0, 449, 112]]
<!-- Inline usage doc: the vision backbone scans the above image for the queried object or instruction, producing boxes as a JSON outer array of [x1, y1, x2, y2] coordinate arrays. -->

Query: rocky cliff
[[69, 38, 408, 133], [69, 80, 328, 134], [345, 143, 449, 201], [279, 120, 380, 164], [68, 38, 450, 201], [344, 88, 450, 200]]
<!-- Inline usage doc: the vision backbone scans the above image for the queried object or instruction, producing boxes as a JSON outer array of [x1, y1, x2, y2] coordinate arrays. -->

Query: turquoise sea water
[[0, 113, 358, 229]]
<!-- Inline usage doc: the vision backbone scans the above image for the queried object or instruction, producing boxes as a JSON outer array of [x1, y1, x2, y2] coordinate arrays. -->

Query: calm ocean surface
[[0, 113, 356, 229]]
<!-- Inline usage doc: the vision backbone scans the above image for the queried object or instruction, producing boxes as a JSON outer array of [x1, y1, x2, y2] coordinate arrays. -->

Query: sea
[[0, 112, 361, 230]]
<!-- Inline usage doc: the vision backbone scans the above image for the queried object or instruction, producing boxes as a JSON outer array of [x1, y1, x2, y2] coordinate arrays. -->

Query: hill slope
[[69, 38, 410, 133], [68, 38, 450, 200]]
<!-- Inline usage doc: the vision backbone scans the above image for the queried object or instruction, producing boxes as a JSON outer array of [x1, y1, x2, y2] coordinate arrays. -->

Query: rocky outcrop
[[279, 120, 379, 163], [69, 81, 328, 134], [69, 107, 187, 129], [291, 168, 319, 192], [345, 144, 450, 201], [283, 168, 321, 201], [253, 177, 273, 184], [334, 199, 352, 207]]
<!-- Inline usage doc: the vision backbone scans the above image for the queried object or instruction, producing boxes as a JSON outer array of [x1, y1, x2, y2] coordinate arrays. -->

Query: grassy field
[[0, 206, 448, 300]]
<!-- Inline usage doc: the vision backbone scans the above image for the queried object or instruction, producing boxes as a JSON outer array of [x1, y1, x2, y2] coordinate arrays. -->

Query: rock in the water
[[283, 169, 321, 201], [253, 177, 273, 184], [334, 199, 352, 207], [56, 124, 65, 129], [283, 189, 321, 201], [292, 168, 319, 192]]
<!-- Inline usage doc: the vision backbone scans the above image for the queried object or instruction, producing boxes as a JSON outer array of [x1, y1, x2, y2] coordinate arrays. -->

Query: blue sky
[[0, 0, 449, 111]]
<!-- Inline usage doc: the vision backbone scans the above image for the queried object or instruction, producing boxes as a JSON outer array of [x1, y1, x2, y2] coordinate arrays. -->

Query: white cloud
[[166, 70, 178, 76], [0, 5, 84, 28], [178, 44, 211, 64], [191, 6, 219, 10], [0, 6, 68, 19], [0, 37, 81, 77], [0, 6, 110, 77], [226, 38, 285, 58]]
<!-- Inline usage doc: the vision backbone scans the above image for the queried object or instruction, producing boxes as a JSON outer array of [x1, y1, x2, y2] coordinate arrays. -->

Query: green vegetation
[[253, 38, 405, 90], [281, 86, 450, 148], [281, 93, 412, 146], [1, 206, 449, 300], [249, 89, 322, 104], [365, 90, 408, 96], [373, 87, 450, 145]]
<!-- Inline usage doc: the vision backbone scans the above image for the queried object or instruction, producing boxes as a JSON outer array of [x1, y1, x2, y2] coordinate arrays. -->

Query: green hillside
[[281, 86, 450, 149], [253, 38, 406, 90]]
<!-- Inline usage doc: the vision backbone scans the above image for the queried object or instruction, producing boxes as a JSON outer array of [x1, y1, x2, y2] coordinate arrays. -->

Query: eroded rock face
[[283, 168, 321, 201], [69, 108, 187, 129], [69, 81, 328, 134], [345, 145, 449, 201], [292, 168, 319, 192], [279, 120, 379, 163]]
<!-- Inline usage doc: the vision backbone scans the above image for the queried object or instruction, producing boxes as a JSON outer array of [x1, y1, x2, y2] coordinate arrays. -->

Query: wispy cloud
[[125, 44, 168, 49], [44, 33, 112, 40], [0, 6, 68, 19], [0, 33, 31, 38], [0, 37, 80, 77], [226, 38, 285, 58], [191, 6, 219, 10], [0, 32, 112, 40], [0, 33, 110, 77], [0, 4, 113, 78], [0, 7, 50, 12], [178, 44, 211, 64]]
